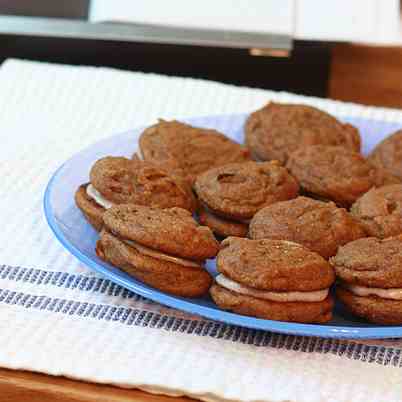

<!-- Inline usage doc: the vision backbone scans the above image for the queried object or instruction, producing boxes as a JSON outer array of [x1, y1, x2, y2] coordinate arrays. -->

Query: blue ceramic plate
[[44, 113, 402, 339]]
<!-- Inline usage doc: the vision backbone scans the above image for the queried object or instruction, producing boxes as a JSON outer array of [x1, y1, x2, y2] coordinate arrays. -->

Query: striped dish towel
[[1, 58, 402, 402]]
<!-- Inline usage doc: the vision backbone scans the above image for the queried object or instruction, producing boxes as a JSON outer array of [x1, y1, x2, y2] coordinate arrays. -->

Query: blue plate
[[44, 113, 402, 339]]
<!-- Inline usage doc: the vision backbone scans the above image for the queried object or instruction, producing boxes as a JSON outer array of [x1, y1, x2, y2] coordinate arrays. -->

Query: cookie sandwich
[[210, 237, 335, 323], [351, 184, 402, 239], [137, 119, 251, 185], [194, 161, 299, 238], [286, 145, 400, 207], [332, 236, 402, 324], [249, 196, 366, 259], [75, 156, 196, 231], [96, 204, 219, 297], [369, 129, 402, 180], [245, 102, 361, 163]]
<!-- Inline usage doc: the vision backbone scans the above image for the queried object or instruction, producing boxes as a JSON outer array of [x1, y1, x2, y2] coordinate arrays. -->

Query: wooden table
[[330, 43, 402, 109], [3, 42, 402, 401], [0, 368, 195, 402]]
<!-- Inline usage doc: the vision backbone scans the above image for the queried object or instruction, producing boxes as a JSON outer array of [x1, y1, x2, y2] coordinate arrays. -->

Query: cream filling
[[123, 239, 203, 268], [86, 184, 114, 209], [137, 148, 144, 160], [344, 283, 402, 300], [216, 274, 328, 302]]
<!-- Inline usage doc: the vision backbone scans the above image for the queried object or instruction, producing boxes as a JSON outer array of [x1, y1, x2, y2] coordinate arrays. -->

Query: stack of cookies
[[75, 101, 402, 325], [97, 205, 218, 297], [194, 161, 299, 237], [76, 121, 250, 302]]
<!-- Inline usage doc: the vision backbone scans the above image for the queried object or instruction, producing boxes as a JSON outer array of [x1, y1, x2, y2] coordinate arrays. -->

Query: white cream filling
[[344, 283, 402, 300], [86, 184, 114, 209], [137, 148, 144, 160], [216, 274, 328, 302], [123, 239, 203, 268]]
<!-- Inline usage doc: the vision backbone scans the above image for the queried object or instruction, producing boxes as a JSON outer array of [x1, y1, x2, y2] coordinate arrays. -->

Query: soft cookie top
[[249, 196, 366, 259], [351, 184, 402, 239], [286, 145, 400, 207], [103, 204, 219, 260], [330, 236, 402, 288], [138, 120, 250, 185], [216, 237, 334, 291], [245, 102, 361, 163], [194, 161, 299, 220], [369, 130, 402, 180], [90, 156, 196, 212]]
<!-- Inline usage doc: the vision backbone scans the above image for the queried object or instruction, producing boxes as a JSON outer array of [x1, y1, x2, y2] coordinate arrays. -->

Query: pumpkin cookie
[[194, 161, 299, 237], [210, 237, 335, 323], [249, 196, 366, 259], [96, 204, 219, 297], [331, 236, 402, 324], [245, 102, 361, 163], [75, 156, 196, 230], [351, 185, 402, 239], [286, 145, 400, 207], [74, 185, 105, 231], [198, 206, 248, 238], [369, 130, 402, 180], [138, 119, 250, 185]]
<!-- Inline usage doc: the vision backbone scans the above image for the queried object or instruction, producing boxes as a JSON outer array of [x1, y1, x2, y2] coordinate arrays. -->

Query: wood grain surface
[[329, 43, 402, 109], [0, 368, 195, 402]]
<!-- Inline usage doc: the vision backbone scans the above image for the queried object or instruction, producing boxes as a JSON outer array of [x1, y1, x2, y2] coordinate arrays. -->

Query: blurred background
[[0, 0, 401, 107]]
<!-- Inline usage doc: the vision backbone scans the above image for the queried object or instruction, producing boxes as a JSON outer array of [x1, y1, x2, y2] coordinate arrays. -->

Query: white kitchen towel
[[1, 58, 402, 402]]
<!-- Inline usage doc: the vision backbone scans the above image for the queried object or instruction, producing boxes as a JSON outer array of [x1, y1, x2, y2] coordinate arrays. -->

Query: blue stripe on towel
[[0, 267, 401, 368], [0, 264, 150, 302]]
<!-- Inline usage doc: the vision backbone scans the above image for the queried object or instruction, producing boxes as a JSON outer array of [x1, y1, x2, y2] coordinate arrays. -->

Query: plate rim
[[43, 113, 402, 339]]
